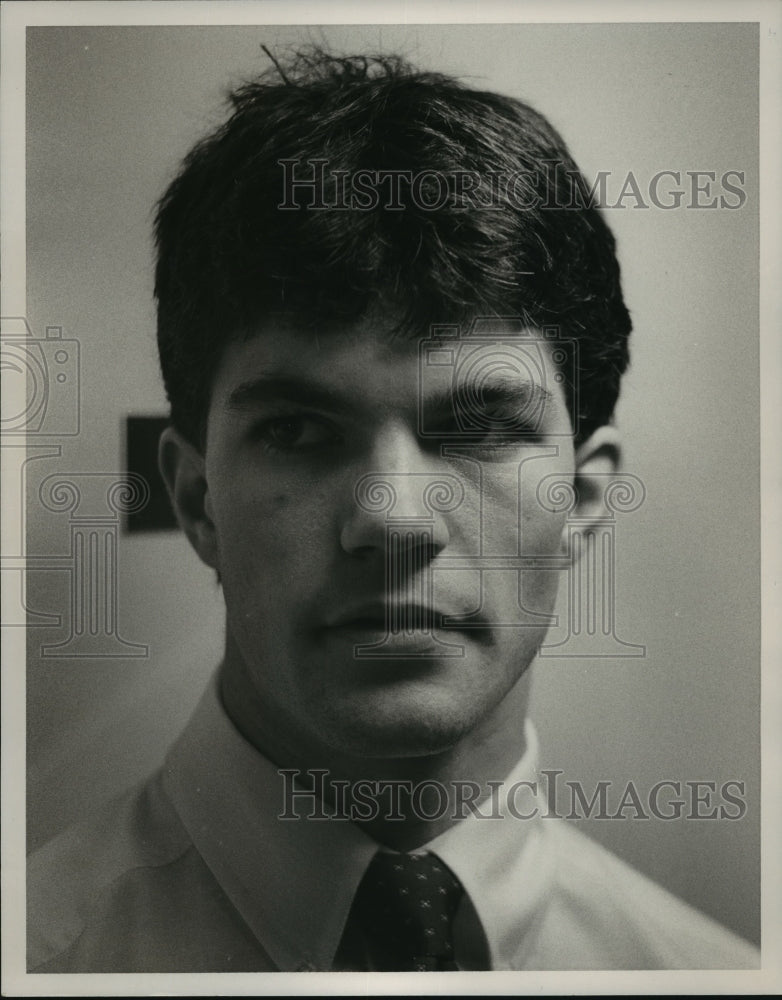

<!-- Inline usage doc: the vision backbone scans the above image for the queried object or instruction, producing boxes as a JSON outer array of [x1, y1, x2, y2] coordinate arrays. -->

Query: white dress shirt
[[28, 671, 759, 972]]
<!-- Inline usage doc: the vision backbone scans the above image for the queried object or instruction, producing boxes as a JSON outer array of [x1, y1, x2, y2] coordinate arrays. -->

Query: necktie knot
[[351, 850, 464, 971]]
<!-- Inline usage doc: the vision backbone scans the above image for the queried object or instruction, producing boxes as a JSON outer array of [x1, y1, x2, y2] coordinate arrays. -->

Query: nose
[[339, 424, 454, 558]]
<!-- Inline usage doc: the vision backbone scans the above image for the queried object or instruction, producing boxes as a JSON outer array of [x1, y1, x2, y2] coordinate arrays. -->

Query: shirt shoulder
[[27, 771, 187, 970], [530, 819, 759, 970], [27, 771, 273, 973]]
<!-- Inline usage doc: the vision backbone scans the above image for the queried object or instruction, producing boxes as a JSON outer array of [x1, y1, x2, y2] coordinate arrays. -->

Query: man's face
[[202, 318, 575, 760]]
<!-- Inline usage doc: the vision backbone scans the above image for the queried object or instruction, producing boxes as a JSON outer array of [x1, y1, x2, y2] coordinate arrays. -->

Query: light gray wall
[[25, 22, 759, 946]]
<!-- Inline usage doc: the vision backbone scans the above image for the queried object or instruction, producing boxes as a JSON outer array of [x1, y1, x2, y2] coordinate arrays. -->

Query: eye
[[254, 414, 338, 453], [423, 404, 541, 455]]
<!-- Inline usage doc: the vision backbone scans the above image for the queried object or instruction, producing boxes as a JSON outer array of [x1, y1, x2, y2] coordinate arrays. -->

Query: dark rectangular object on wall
[[124, 415, 178, 532]]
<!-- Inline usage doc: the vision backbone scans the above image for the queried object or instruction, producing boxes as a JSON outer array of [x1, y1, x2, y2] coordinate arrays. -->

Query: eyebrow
[[226, 375, 360, 415], [226, 372, 554, 418], [424, 377, 554, 417]]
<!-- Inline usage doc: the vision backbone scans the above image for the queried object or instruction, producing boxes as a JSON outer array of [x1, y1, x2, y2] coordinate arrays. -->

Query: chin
[[312, 692, 484, 760]]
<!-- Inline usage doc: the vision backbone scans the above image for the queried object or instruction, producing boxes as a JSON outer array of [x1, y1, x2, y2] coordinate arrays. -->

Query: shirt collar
[[426, 722, 554, 970], [163, 671, 545, 971]]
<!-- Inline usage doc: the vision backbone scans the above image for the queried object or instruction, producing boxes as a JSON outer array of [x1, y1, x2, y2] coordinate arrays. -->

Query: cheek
[[520, 501, 568, 548], [210, 479, 338, 573], [522, 448, 574, 538], [472, 455, 572, 552]]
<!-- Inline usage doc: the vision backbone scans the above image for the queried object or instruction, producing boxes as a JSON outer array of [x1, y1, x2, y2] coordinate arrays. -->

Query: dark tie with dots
[[349, 851, 464, 971]]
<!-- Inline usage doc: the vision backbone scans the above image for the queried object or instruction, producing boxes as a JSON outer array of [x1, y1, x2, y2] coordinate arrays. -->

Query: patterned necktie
[[349, 850, 464, 971]]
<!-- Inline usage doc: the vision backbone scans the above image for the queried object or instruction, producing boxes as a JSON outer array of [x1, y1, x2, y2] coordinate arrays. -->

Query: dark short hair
[[154, 49, 631, 448]]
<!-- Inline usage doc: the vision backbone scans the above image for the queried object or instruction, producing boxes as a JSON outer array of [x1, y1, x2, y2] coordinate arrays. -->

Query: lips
[[323, 599, 488, 639], [320, 598, 490, 659], [323, 606, 457, 657], [327, 602, 442, 632]]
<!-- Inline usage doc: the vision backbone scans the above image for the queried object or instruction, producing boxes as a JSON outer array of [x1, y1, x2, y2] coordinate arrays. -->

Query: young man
[[27, 50, 758, 973]]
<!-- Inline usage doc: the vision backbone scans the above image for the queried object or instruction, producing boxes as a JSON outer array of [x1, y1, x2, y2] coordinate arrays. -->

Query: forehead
[[210, 318, 567, 407]]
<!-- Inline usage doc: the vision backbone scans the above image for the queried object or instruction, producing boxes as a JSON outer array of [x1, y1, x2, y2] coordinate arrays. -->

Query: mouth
[[322, 601, 484, 656], [327, 602, 442, 632]]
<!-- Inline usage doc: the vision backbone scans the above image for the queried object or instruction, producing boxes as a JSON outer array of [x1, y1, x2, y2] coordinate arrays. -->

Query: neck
[[219, 646, 533, 852]]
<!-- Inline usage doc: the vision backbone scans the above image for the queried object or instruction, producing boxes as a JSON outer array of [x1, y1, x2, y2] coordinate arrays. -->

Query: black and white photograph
[[1, 1, 780, 995]]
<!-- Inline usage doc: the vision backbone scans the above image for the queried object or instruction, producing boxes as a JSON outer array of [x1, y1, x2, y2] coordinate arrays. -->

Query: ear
[[572, 424, 622, 527], [158, 426, 219, 570]]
